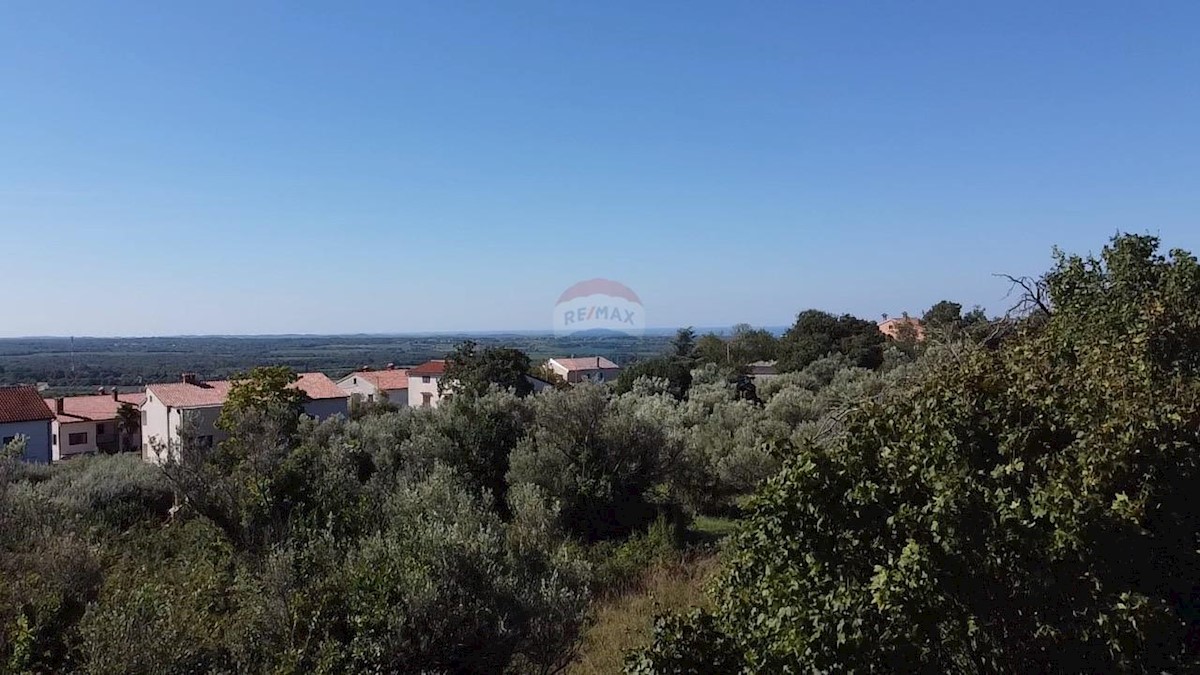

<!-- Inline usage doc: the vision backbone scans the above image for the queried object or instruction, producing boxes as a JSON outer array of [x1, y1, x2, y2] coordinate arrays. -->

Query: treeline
[[3, 233, 1195, 673], [0, 317, 917, 672], [0, 333, 672, 394]]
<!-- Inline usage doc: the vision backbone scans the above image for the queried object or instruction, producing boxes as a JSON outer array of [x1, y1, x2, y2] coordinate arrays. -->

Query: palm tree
[[114, 402, 141, 454]]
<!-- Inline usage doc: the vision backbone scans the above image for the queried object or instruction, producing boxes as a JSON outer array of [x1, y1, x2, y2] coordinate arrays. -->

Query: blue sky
[[2, 1, 1198, 337]]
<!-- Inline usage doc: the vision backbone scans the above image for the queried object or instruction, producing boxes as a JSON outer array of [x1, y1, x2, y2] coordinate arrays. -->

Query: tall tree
[[443, 340, 534, 398], [775, 310, 884, 371]]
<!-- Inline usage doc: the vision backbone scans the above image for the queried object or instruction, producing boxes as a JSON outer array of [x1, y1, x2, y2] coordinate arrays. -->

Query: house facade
[[142, 372, 349, 463], [46, 390, 146, 461], [336, 366, 409, 406], [878, 316, 926, 341], [0, 386, 54, 464], [407, 360, 447, 408], [546, 356, 621, 384]]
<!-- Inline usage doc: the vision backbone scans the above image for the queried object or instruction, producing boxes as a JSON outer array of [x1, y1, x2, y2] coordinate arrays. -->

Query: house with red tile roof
[[45, 390, 146, 461], [141, 372, 348, 463], [336, 366, 409, 407], [878, 316, 926, 341], [407, 360, 447, 408], [0, 386, 54, 463], [547, 356, 621, 384]]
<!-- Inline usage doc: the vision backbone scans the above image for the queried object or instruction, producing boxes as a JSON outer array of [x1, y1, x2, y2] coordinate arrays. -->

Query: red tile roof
[[147, 373, 346, 409], [356, 369, 410, 390], [408, 360, 447, 377], [878, 317, 926, 341], [550, 356, 620, 372], [44, 392, 146, 424], [0, 387, 54, 424]]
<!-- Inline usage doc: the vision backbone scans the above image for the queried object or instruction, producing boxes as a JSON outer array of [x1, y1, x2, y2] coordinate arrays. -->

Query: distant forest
[[0, 334, 675, 394]]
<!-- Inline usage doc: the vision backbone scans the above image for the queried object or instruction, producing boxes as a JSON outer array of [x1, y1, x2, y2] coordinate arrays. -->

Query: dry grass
[[568, 554, 720, 674]]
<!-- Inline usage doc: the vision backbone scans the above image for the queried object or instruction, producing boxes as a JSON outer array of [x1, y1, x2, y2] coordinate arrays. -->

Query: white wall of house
[[141, 392, 171, 463], [53, 419, 100, 460], [337, 374, 379, 400], [548, 362, 622, 384], [0, 420, 52, 464], [408, 374, 443, 408], [336, 375, 408, 407]]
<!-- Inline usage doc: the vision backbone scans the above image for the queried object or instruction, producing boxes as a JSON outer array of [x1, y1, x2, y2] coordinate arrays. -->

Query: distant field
[[0, 334, 674, 395]]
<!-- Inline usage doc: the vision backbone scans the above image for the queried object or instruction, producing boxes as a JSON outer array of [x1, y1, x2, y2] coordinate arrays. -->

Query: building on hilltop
[[546, 356, 621, 384], [0, 386, 54, 464], [878, 316, 926, 341], [336, 365, 409, 406], [141, 372, 348, 463], [45, 390, 146, 461], [407, 360, 447, 408]]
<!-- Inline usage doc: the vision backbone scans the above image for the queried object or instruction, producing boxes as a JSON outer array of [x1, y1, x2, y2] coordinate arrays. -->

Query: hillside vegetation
[[2, 233, 1196, 673]]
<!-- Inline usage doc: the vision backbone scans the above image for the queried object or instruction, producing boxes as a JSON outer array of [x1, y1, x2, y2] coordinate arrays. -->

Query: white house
[[141, 372, 349, 463], [46, 390, 146, 461], [547, 356, 621, 384], [0, 386, 54, 464], [336, 366, 409, 406], [407, 360, 447, 408]]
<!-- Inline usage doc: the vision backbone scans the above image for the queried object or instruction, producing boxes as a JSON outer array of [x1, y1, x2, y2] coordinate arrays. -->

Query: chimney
[[182, 373, 199, 385], [596, 356, 601, 368], [55, 397, 64, 414], [111, 389, 119, 401]]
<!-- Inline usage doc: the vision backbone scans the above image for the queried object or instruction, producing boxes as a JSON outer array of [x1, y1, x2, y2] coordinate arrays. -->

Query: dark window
[[198, 435, 214, 448], [52, 434, 57, 445], [422, 392, 433, 408], [96, 423, 106, 434], [68, 432, 88, 446], [422, 376, 431, 384], [1, 436, 14, 445]]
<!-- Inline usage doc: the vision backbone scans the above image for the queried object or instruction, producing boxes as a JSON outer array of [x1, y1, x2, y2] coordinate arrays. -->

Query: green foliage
[[508, 386, 678, 541], [443, 339, 535, 398], [631, 234, 1200, 672], [776, 309, 886, 371], [671, 327, 697, 359], [694, 324, 779, 368], [615, 357, 693, 400], [216, 365, 309, 434]]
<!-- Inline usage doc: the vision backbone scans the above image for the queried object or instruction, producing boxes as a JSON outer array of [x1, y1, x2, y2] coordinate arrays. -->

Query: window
[[422, 376, 431, 384], [1, 436, 14, 445], [96, 423, 106, 434], [422, 392, 433, 408], [68, 432, 88, 446], [198, 435, 214, 448]]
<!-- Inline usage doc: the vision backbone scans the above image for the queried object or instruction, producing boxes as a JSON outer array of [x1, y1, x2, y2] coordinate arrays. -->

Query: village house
[[546, 356, 621, 384], [0, 386, 54, 464], [141, 372, 348, 463], [336, 365, 409, 406], [46, 390, 146, 461], [878, 316, 926, 341], [407, 360, 447, 408]]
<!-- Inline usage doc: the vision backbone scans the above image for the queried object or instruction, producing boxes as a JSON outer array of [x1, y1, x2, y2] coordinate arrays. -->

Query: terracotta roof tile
[[356, 370, 410, 390], [44, 393, 146, 423], [550, 356, 620, 372], [408, 360, 447, 377], [0, 387, 54, 424], [148, 373, 346, 409]]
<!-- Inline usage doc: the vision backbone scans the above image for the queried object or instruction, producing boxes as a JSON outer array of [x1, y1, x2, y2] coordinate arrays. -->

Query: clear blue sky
[[2, 1, 1198, 337]]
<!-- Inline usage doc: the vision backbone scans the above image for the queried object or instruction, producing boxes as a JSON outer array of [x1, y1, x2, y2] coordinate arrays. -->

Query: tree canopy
[[631, 233, 1200, 673]]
